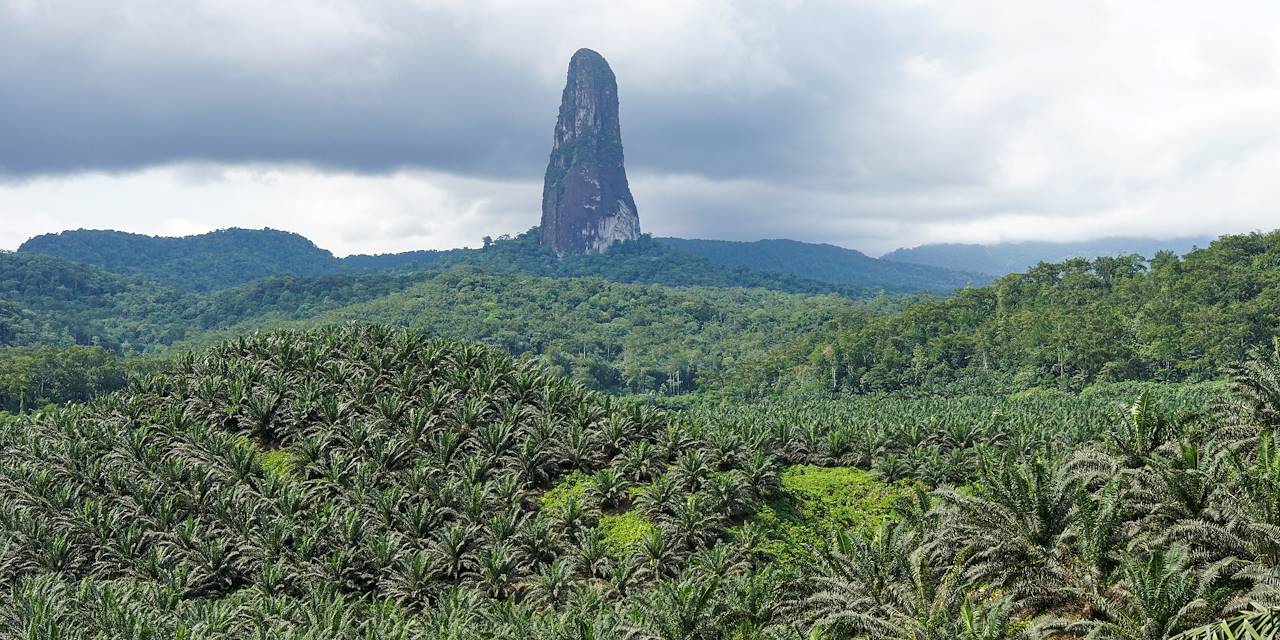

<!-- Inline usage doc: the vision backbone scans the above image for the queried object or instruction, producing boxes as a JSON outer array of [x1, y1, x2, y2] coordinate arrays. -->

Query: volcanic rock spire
[[540, 48, 641, 255]]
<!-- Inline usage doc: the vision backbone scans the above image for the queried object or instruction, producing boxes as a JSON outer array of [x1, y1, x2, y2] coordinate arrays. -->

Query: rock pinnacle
[[539, 48, 641, 255]]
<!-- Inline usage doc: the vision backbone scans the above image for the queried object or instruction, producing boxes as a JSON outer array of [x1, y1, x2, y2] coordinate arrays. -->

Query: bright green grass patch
[[780, 465, 905, 528], [753, 465, 913, 561], [598, 510, 656, 556], [259, 449, 294, 477], [540, 471, 590, 511]]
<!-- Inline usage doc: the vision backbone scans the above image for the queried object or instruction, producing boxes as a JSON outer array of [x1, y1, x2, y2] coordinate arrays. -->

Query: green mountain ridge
[[656, 237, 989, 292], [0, 248, 856, 407], [18, 228, 341, 292], [19, 227, 981, 296], [882, 235, 1212, 276], [732, 230, 1280, 395], [8, 226, 1280, 407]]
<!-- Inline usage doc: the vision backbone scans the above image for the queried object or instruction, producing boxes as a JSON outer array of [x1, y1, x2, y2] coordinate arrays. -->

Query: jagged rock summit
[[540, 48, 641, 255]]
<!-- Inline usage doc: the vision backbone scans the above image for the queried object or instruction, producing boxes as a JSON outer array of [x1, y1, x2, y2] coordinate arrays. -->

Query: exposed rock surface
[[540, 48, 640, 255]]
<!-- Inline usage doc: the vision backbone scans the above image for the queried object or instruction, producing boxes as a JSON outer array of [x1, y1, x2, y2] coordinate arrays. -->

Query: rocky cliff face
[[540, 49, 641, 255]]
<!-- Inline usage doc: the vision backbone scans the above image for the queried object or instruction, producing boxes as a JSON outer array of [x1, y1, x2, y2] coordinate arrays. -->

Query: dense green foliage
[[20, 228, 905, 298], [5, 325, 1280, 638], [3, 245, 853, 401], [1172, 605, 1279, 639], [446, 233, 879, 297], [14, 228, 1280, 409], [659, 237, 988, 292], [0, 326, 788, 637], [0, 250, 429, 354], [882, 236, 1209, 277], [0, 346, 135, 413], [682, 384, 1219, 485], [13, 228, 1280, 408], [288, 268, 848, 395], [752, 465, 910, 561], [0, 251, 179, 351], [729, 231, 1280, 395], [19, 228, 343, 292], [3, 229, 910, 404]]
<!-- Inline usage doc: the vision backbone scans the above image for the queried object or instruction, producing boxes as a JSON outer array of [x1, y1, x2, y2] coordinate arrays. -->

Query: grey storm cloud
[[3, 1, 1280, 255], [0, 1, 953, 186], [0, 4, 550, 177]]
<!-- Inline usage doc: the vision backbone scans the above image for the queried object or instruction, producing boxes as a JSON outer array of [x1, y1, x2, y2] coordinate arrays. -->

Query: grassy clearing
[[754, 465, 912, 560]]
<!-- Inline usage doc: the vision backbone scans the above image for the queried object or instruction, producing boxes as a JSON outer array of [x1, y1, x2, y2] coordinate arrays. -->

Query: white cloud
[[0, 165, 538, 256]]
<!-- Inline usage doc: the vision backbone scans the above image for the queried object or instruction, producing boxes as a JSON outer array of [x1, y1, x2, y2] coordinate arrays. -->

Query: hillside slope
[[1, 248, 853, 397], [190, 268, 852, 395], [0, 251, 185, 350], [0, 250, 425, 353], [729, 230, 1280, 394], [19, 228, 342, 291], [659, 237, 988, 293]]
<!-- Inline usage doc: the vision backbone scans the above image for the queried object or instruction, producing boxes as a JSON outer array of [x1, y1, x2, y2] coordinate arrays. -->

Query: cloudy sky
[[2, 1, 1278, 256]]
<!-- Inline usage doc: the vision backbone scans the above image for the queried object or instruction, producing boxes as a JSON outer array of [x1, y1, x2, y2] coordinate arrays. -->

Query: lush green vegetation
[[20, 228, 903, 298], [18, 228, 344, 292], [0, 346, 137, 413], [286, 268, 849, 395], [881, 236, 1209, 277], [2, 249, 854, 399], [659, 237, 989, 292], [728, 231, 1280, 395], [11, 228, 1280, 408], [0, 250, 428, 353], [752, 465, 911, 562], [4, 325, 1279, 637], [12, 228, 1280, 407], [0, 326, 785, 637], [1172, 606, 1279, 639], [10, 225, 1280, 636], [446, 233, 881, 297]]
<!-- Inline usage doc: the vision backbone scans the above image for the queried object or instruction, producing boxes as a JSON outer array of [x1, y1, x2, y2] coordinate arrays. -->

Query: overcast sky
[[2, 1, 1278, 256]]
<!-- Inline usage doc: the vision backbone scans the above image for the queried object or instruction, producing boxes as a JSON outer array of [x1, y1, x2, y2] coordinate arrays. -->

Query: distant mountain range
[[881, 236, 1212, 276], [17, 228, 1214, 303], [18, 228, 987, 296]]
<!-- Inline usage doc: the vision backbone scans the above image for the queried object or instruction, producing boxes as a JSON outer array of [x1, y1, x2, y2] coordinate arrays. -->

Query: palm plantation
[[3, 326, 1280, 637]]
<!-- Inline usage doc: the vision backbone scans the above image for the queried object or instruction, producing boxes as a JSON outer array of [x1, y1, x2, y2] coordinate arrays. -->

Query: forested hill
[[0, 250, 426, 354], [19, 228, 342, 291], [0, 248, 853, 408], [882, 235, 1210, 276], [658, 237, 989, 293], [19, 228, 980, 296], [246, 269, 851, 395], [13, 227, 1280, 403], [725, 230, 1280, 395]]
